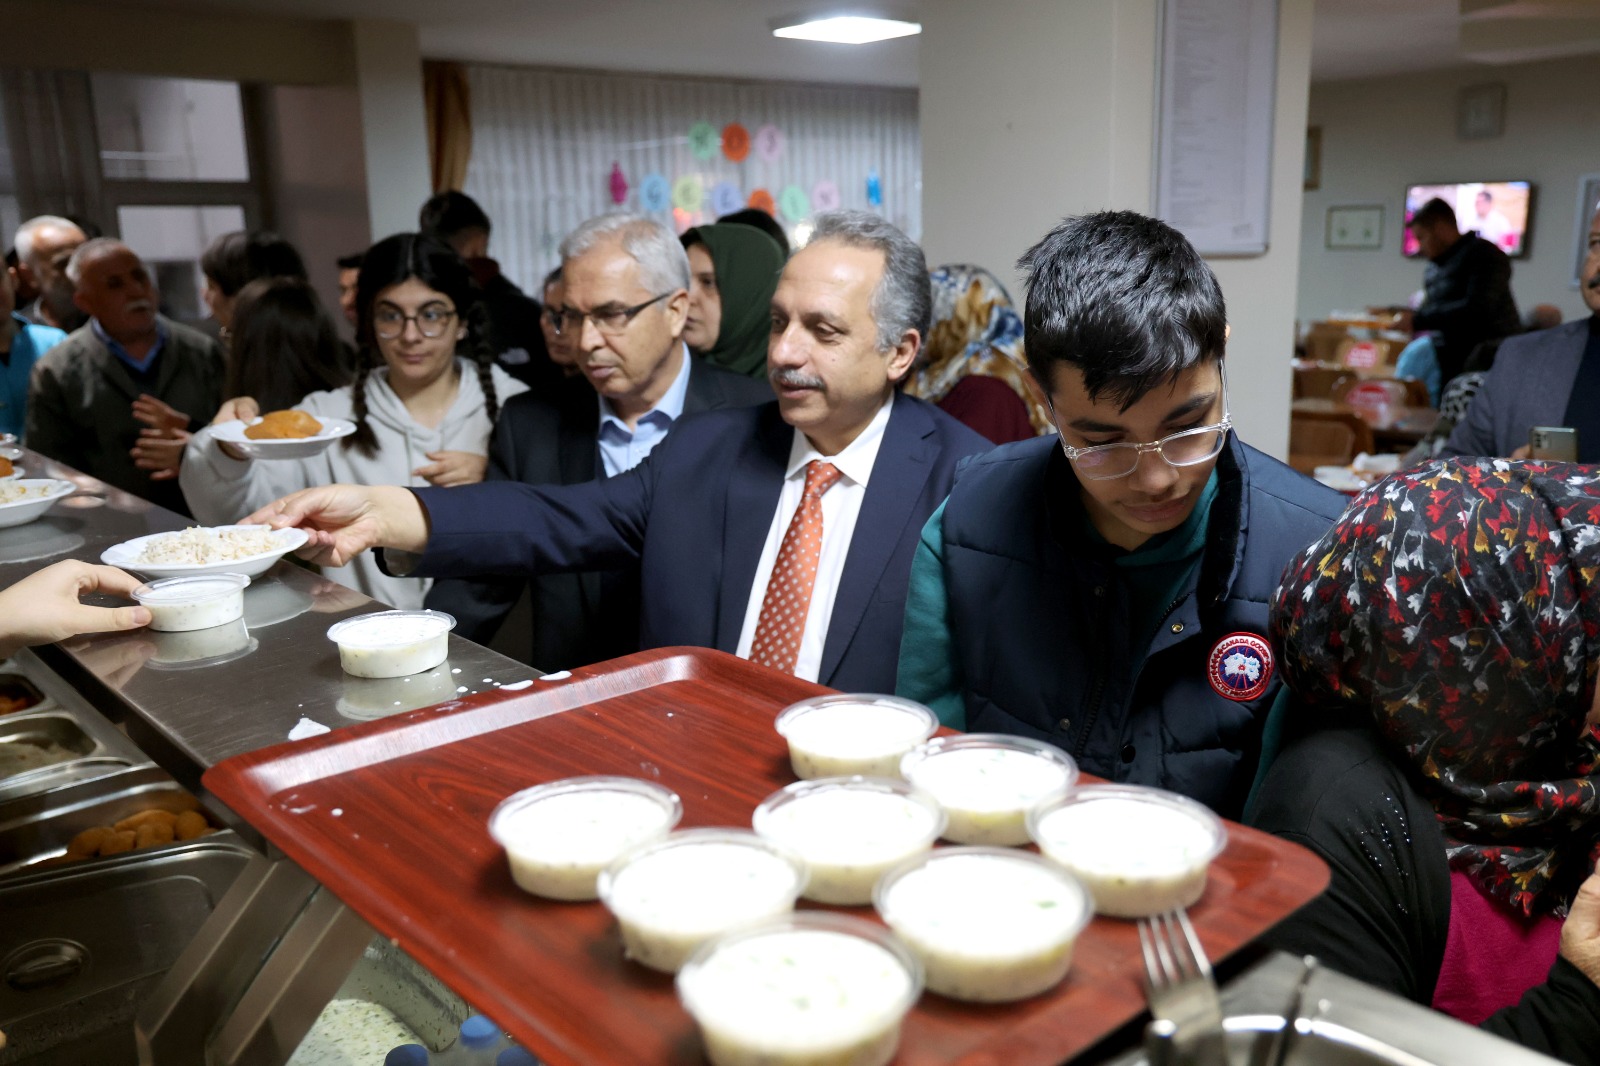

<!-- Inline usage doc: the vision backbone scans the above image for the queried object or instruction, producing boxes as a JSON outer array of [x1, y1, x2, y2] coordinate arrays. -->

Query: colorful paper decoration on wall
[[710, 181, 743, 217], [748, 188, 777, 215], [639, 173, 671, 213], [778, 185, 810, 223], [672, 174, 704, 213], [608, 163, 629, 206], [811, 180, 841, 213], [688, 121, 720, 161], [721, 123, 750, 163], [754, 124, 785, 163], [866, 169, 883, 208]]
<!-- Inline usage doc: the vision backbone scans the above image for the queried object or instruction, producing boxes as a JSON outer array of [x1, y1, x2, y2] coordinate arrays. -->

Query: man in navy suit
[[250, 211, 992, 691], [424, 214, 770, 671]]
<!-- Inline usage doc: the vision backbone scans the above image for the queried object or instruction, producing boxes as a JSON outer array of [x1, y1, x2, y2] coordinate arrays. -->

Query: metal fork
[[1138, 909, 1226, 1066]]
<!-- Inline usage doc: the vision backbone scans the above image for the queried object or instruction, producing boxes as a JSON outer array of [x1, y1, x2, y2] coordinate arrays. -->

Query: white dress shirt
[[735, 396, 894, 682]]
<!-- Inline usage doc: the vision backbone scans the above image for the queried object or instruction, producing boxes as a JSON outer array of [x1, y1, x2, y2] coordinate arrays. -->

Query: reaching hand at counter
[[246, 484, 430, 568], [0, 561, 152, 659]]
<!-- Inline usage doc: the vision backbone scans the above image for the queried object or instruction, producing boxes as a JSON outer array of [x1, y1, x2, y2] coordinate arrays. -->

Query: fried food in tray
[[244, 409, 323, 440], [0, 455, 12, 477], [0, 675, 45, 716], [43, 804, 217, 867]]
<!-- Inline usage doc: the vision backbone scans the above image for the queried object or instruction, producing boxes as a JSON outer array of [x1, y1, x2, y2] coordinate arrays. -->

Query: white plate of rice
[[0, 480, 77, 529], [102, 524, 310, 578]]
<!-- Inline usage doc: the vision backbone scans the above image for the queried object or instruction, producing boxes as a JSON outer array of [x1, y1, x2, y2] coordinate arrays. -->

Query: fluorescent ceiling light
[[772, 15, 922, 44]]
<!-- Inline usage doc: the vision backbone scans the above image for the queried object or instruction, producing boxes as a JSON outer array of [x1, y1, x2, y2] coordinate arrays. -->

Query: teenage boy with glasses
[[896, 211, 1345, 817]]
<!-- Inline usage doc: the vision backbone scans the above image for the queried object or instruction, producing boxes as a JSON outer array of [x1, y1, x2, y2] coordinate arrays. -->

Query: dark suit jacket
[[1441, 318, 1592, 459], [408, 392, 993, 691], [424, 355, 771, 670], [26, 316, 223, 515]]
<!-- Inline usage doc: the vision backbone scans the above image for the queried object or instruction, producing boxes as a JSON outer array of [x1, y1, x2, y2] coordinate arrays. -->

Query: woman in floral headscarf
[[905, 265, 1051, 444], [1249, 458, 1600, 1063]]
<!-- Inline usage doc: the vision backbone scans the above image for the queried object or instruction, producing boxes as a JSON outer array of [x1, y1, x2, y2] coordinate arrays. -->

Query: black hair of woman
[[201, 230, 309, 298], [226, 276, 352, 413]]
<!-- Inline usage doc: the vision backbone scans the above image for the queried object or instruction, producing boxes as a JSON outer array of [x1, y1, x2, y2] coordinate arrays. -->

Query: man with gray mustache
[[1443, 200, 1600, 462], [246, 211, 992, 691], [26, 238, 223, 514]]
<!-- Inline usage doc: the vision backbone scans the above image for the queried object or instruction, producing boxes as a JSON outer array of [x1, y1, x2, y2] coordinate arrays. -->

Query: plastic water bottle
[[384, 1045, 431, 1066], [457, 1015, 503, 1060], [495, 1049, 541, 1066]]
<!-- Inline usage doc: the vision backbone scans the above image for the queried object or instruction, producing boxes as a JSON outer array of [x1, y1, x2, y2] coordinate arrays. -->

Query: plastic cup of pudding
[[677, 913, 923, 1066], [132, 574, 250, 632], [899, 734, 1078, 846], [487, 776, 683, 901], [752, 777, 945, 905], [326, 610, 456, 678], [1027, 784, 1228, 918], [774, 694, 939, 780], [597, 828, 808, 973], [874, 846, 1092, 1003]]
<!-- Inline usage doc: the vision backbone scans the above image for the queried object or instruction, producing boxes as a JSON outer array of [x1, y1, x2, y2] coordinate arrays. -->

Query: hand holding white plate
[[101, 524, 310, 579], [211, 416, 357, 460]]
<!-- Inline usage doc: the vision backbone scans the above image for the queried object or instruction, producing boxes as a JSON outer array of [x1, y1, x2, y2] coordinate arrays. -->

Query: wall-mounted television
[[1402, 181, 1533, 258]]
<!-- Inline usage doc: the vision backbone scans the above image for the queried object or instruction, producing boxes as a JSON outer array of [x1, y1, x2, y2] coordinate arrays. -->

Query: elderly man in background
[[26, 239, 223, 514], [425, 213, 769, 670], [1444, 201, 1600, 463], [12, 216, 87, 332], [251, 211, 991, 691]]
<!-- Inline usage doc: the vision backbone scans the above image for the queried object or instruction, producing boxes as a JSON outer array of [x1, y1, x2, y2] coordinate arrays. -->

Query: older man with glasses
[[896, 211, 1345, 818], [424, 213, 769, 671]]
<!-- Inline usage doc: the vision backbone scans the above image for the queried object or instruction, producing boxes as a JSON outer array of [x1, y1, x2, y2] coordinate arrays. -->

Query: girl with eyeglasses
[[180, 233, 528, 608]]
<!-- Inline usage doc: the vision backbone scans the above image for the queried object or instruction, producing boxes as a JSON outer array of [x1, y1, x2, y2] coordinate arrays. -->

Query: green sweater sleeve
[[895, 501, 966, 729]]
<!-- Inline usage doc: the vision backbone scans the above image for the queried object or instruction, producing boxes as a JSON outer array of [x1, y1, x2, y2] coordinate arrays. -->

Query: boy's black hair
[[336, 252, 365, 271], [1017, 210, 1226, 412], [1409, 196, 1456, 231], [419, 191, 492, 242], [201, 230, 308, 298]]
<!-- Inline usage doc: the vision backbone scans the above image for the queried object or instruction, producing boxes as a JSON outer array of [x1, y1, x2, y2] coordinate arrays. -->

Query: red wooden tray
[[204, 647, 1328, 1065]]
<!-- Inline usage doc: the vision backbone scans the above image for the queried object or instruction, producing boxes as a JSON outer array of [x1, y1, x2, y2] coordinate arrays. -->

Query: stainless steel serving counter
[[0, 447, 538, 1065], [0, 449, 535, 794]]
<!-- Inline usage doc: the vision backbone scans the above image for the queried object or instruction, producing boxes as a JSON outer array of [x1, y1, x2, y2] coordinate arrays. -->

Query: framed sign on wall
[[1326, 205, 1384, 250]]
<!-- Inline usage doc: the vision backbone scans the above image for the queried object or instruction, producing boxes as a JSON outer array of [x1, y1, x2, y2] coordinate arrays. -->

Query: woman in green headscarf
[[680, 222, 786, 379]]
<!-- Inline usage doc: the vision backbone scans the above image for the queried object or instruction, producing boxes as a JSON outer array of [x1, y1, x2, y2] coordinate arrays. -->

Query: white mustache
[[772, 369, 824, 390], [126, 299, 154, 312]]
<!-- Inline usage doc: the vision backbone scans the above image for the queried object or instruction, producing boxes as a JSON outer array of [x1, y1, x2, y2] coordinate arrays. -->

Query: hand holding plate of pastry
[[211, 410, 358, 460]]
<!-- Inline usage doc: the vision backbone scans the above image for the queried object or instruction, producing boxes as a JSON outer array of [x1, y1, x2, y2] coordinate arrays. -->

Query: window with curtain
[[464, 64, 920, 291]]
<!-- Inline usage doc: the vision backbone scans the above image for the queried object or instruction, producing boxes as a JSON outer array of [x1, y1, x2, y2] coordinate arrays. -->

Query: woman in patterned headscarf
[[1249, 458, 1600, 1063], [904, 265, 1051, 444]]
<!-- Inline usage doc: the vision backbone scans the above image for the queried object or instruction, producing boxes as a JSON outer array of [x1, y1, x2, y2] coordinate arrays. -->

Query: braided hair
[[346, 232, 499, 456]]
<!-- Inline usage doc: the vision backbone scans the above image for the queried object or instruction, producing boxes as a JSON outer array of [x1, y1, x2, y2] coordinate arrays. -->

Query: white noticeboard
[[1155, 0, 1279, 257]]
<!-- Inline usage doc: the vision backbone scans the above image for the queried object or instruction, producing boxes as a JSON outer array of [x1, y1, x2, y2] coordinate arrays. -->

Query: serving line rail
[[0, 448, 537, 1066]]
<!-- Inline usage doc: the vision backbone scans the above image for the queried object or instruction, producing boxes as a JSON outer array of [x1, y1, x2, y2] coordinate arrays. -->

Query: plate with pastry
[[0, 452, 21, 480], [212, 411, 357, 460]]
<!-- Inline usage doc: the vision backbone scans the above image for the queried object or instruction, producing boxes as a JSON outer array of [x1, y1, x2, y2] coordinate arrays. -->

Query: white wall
[[920, 0, 1313, 459], [1298, 54, 1600, 326], [261, 85, 371, 326], [352, 19, 432, 243]]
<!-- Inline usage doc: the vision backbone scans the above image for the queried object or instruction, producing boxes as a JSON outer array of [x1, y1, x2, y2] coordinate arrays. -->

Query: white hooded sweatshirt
[[180, 360, 527, 609]]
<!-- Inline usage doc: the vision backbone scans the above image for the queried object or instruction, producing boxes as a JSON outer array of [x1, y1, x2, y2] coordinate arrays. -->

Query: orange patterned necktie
[[749, 460, 844, 674]]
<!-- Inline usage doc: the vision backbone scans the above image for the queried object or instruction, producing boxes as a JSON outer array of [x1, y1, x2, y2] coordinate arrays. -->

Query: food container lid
[[326, 609, 456, 648], [596, 828, 808, 916], [133, 573, 251, 603], [752, 775, 946, 849], [873, 844, 1093, 936], [487, 775, 684, 849], [677, 911, 924, 1027], [899, 732, 1079, 790], [774, 693, 938, 743], [1026, 783, 1228, 865]]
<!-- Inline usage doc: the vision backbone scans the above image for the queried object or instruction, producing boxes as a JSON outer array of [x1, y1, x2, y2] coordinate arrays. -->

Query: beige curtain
[[424, 61, 472, 193]]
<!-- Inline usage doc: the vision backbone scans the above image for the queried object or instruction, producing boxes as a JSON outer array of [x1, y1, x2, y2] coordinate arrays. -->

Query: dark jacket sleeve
[[1440, 363, 1503, 459], [408, 444, 656, 580], [1480, 956, 1600, 1065], [1245, 720, 1450, 1003], [24, 352, 83, 468]]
